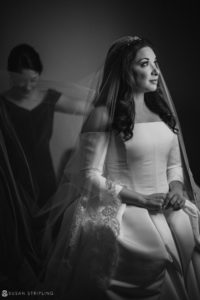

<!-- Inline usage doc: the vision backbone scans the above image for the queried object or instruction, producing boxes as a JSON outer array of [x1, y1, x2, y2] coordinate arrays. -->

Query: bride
[[42, 36, 200, 300]]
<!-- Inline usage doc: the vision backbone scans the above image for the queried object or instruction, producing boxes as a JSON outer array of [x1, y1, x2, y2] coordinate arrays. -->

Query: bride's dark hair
[[94, 36, 177, 141]]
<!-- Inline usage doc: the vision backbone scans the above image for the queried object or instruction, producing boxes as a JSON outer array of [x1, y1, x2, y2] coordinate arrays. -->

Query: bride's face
[[131, 46, 159, 93]]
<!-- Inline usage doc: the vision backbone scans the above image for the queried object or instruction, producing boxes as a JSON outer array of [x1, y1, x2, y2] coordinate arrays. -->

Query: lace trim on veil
[[65, 177, 122, 288]]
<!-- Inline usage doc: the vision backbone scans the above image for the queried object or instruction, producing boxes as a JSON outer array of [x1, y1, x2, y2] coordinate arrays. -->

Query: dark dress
[[1, 89, 61, 207], [0, 101, 39, 290]]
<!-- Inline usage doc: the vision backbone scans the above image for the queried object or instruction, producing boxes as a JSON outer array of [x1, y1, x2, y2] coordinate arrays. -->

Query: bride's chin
[[149, 86, 158, 92]]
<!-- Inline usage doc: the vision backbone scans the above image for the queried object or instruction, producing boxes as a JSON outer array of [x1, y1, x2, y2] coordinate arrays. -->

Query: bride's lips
[[149, 79, 158, 84]]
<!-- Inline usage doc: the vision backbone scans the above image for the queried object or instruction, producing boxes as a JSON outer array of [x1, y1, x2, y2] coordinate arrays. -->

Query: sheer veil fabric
[[0, 59, 200, 298], [36, 61, 200, 298], [159, 70, 200, 207]]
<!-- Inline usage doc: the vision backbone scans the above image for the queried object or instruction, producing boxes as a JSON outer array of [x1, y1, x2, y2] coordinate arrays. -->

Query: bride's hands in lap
[[142, 193, 167, 212], [164, 190, 186, 210], [119, 188, 166, 211], [163, 181, 186, 210]]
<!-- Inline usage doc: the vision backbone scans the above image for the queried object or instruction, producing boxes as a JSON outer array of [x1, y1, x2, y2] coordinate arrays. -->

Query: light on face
[[132, 47, 159, 92]]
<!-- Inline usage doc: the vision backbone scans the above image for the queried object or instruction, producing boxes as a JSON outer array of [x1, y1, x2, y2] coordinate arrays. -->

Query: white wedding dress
[[105, 122, 200, 300], [44, 122, 200, 300]]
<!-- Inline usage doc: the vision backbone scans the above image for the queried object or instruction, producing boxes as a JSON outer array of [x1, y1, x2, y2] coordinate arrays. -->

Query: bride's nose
[[151, 64, 159, 76]]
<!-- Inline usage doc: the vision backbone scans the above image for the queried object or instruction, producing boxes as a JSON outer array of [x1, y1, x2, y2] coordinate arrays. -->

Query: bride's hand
[[164, 181, 185, 210], [119, 188, 166, 211], [164, 190, 186, 210], [142, 193, 167, 211]]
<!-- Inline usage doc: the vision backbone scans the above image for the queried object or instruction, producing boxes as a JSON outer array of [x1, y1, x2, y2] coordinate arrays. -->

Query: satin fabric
[[43, 125, 200, 300], [106, 123, 200, 300]]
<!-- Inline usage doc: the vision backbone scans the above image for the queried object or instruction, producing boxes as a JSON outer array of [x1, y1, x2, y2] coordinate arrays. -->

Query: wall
[[0, 0, 199, 183]]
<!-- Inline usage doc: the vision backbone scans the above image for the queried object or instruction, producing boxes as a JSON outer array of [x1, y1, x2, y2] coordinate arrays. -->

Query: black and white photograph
[[0, 1, 200, 299]]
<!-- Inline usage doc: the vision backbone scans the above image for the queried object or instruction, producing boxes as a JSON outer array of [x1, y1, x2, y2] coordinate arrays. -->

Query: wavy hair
[[94, 36, 177, 141]]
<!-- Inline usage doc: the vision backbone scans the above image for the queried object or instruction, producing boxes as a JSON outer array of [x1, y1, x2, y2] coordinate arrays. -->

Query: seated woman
[[42, 36, 200, 300]]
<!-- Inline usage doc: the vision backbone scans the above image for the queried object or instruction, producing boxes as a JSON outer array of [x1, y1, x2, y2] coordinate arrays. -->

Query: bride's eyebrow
[[136, 58, 149, 63], [136, 56, 157, 63]]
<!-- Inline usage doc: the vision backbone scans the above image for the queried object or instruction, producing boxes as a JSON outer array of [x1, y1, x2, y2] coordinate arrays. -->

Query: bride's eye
[[140, 61, 148, 67]]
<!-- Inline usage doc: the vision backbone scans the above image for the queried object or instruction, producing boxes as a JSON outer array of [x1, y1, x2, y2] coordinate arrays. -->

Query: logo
[[1, 290, 8, 298]]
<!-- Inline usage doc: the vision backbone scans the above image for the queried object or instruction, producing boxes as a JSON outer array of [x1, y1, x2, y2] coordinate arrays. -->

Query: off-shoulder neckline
[[134, 121, 163, 124]]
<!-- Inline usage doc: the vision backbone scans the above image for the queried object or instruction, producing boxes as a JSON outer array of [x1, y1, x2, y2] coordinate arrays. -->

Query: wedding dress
[[43, 121, 200, 300]]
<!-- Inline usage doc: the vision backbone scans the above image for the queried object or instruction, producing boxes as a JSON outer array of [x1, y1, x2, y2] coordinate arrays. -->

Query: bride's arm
[[167, 134, 184, 185], [79, 106, 122, 198], [165, 134, 185, 209], [119, 188, 165, 211]]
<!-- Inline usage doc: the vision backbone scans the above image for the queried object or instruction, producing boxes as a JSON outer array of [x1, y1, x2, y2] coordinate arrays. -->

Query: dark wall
[[0, 0, 199, 183]]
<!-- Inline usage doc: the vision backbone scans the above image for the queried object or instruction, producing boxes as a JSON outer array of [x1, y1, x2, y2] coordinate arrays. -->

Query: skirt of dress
[[42, 196, 200, 300], [105, 204, 200, 300]]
